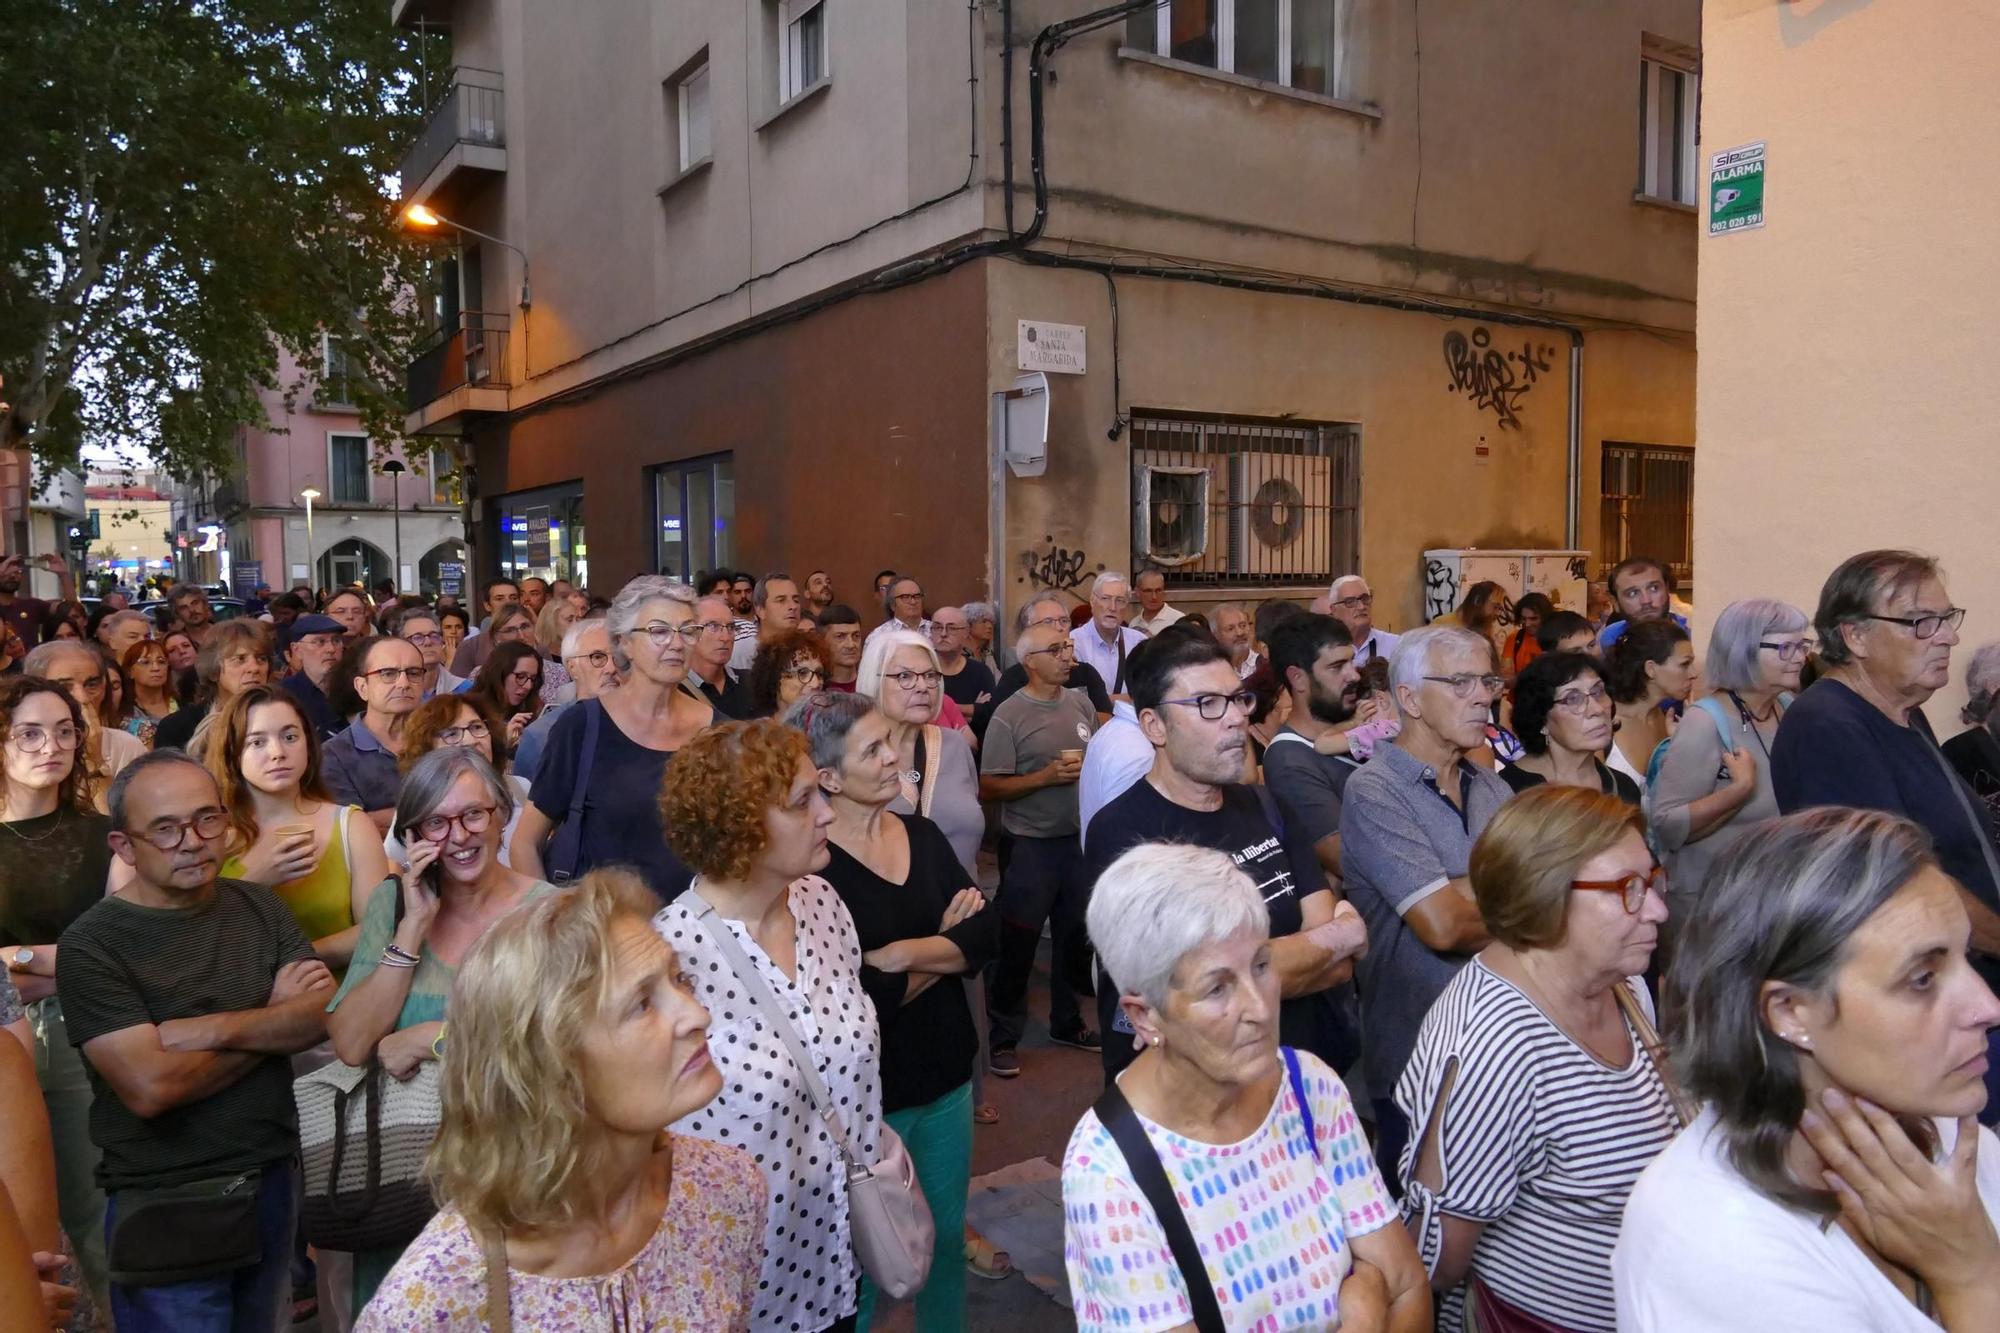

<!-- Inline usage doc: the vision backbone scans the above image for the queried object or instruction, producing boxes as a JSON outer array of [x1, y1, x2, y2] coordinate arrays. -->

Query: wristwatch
[[9, 947, 33, 969]]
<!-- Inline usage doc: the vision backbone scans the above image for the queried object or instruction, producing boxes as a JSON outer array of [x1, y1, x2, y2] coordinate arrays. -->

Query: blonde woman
[[355, 869, 766, 1330], [534, 597, 583, 705]]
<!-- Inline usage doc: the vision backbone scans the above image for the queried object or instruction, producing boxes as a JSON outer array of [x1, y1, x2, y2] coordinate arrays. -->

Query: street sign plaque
[[1708, 141, 1766, 237]]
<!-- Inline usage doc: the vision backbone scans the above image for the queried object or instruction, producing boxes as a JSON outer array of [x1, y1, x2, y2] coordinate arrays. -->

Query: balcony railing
[[398, 68, 504, 200], [407, 311, 511, 413]]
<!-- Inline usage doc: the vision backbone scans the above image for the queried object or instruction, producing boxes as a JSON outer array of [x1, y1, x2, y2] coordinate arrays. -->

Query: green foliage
[[0, 0, 446, 480]]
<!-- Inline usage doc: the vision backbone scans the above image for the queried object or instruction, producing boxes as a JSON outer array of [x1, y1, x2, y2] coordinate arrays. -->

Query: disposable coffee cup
[[276, 824, 313, 846], [1060, 748, 1083, 764]]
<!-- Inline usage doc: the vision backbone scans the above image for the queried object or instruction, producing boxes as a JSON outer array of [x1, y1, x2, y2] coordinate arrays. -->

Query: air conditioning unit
[[1229, 452, 1330, 579], [1132, 461, 1215, 568]]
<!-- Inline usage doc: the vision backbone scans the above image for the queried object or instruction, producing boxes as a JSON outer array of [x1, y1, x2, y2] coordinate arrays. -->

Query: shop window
[[654, 454, 736, 583]]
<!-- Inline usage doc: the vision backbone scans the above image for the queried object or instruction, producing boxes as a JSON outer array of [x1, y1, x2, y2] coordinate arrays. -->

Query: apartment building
[[393, 0, 1697, 630]]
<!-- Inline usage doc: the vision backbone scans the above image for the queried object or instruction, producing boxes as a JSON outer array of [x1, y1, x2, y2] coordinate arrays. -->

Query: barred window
[[1600, 442, 1693, 586]]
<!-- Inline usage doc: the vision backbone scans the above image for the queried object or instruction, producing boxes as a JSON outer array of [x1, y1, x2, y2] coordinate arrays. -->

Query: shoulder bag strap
[[1918, 718, 2000, 896], [1615, 981, 1696, 1128], [479, 1227, 512, 1333], [916, 725, 941, 819], [1092, 1082, 1225, 1333], [687, 895, 863, 1173], [1112, 632, 1129, 696], [1281, 1046, 1319, 1162]]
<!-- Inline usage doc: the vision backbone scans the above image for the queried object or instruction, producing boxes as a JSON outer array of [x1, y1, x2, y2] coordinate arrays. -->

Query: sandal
[[965, 1227, 1014, 1280], [973, 1102, 999, 1125]]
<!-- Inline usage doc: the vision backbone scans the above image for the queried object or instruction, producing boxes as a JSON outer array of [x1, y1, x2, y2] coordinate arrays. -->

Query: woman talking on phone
[[325, 746, 558, 1311]]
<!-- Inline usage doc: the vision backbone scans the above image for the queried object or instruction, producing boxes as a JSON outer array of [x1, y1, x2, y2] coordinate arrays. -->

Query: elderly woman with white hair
[[1650, 597, 1810, 941], [961, 601, 1002, 674], [857, 628, 982, 874], [1064, 843, 1430, 1333], [511, 576, 713, 899], [1943, 639, 2000, 827]]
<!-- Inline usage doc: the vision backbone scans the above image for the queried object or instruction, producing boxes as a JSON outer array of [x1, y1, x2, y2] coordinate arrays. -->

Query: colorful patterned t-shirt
[[1062, 1048, 1394, 1332]]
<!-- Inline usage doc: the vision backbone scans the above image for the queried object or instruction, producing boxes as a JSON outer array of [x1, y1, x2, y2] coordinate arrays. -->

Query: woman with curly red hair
[[651, 718, 885, 1333]]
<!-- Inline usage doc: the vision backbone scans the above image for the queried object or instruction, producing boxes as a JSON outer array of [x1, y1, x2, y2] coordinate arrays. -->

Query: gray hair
[[1963, 641, 2000, 725], [1813, 549, 1941, 668], [106, 749, 218, 831], [1705, 598, 1811, 693], [754, 572, 796, 610], [1087, 843, 1268, 1009], [962, 601, 996, 627], [781, 690, 877, 771], [1329, 573, 1367, 599], [605, 575, 696, 672], [1387, 625, 1491, 709], [1091, 571, 1130, 597], [857, 628, 942, 707], [393, 747, 515, 844], [22, 640, 95, 678], [559, 615, 608, 661], [879, 576, 922, 622], [1668, 807, 1936, 1218], [1015, 593, 1067, 635], [102, 609, 150, 637]]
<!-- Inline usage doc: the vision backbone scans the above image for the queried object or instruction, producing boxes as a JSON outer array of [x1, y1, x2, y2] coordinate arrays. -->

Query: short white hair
[[605, 575, 695, 672], [1087, 844, 1268, 1009], [858, 628, 944, 720], [1388, 625, 1491, 712], [1329, 573, 1367, 598], [560, 616, 608, 661], [1091, 571, 1130, 596]]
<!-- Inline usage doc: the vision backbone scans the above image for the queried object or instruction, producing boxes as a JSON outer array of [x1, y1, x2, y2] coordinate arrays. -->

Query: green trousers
[[856, 1079, 974, 1333]]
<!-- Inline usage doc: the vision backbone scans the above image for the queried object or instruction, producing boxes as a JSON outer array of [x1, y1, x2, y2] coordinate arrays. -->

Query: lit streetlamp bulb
[[403, 204, 442, 228]]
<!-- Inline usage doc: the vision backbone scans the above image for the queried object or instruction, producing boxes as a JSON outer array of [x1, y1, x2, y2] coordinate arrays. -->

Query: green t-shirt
[[56, 879, 317, 1191], [329, 875, 559, 1031]]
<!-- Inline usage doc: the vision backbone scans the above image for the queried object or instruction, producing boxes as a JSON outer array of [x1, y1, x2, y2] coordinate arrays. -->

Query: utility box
[[1423, 548, 1591, 623]]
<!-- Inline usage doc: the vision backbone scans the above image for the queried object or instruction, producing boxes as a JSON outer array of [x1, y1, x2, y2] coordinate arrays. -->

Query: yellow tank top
[[222, 805, 360, 946]]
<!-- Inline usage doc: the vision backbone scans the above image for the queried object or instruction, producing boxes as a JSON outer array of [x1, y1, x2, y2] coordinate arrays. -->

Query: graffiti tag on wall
[[1021, 537, 1092, 593], [1424, 558, 1459, 623], [1442, 327, 1556, 431]]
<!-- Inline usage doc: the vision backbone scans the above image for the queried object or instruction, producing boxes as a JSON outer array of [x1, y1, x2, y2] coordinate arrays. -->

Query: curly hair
[[468, 641, 544, 724], [206, 685, 332, 853], [1604, 617, 1690, 705], [1511, 651, 1605, 756], [745, 628, 829, 718], [660, 719, 812, 881], [0, 675, 97, 815], [428, 868, 666, 1233], [398, 693, 507, 774]]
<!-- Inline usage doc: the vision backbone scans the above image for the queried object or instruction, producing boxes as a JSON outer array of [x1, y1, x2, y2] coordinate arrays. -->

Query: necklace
[[0, 807, 66, 842]]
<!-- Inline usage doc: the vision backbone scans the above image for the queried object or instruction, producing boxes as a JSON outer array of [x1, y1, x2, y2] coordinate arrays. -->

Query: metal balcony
[[398, 68, 505, 211], [405, 312, 511, 435]]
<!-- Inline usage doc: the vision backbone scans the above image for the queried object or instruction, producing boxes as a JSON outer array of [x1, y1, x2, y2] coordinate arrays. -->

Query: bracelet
[[384, 943, 420, 965], [377, 948, 418, 970], [432, 1024, 447, 1060]]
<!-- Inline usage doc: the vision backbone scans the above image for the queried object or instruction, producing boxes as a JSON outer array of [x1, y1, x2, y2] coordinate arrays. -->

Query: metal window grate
[[1600, 442, 1693, 585], [1130, 410, 1360, 588]]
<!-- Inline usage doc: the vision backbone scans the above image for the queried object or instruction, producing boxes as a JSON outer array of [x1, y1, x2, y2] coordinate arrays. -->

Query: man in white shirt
[[1213, 603, 1259, 678], [727, 572, 803, 672], [865, 576, 930, 647], [1128, 569, 1185, 637], [1069, 570, 1146, 698], [1327, 573, 1401, 666]]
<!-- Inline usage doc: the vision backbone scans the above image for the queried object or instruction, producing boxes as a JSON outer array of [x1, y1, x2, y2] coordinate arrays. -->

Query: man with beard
[[0, 552, 74, 667], [1081, 633, 1366, 1082], [1258, 614, 1366, 881], [803, 569, 835, 619]]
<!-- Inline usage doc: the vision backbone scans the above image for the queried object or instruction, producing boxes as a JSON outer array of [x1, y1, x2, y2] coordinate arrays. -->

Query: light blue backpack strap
[[1692, 696, 1738, 749]]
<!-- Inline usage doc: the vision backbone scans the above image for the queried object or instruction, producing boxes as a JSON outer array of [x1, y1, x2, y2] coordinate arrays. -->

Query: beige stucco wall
[[1695, 0, 1997, 726]]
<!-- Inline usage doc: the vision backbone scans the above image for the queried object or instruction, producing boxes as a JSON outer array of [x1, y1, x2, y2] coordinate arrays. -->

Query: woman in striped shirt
[[1395, 786, 1683, 1332]]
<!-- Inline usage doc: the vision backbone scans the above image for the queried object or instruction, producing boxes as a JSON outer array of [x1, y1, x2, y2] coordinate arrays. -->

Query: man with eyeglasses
[[1070, 571, 1146, 699], [1774, 550, 2000, 1120], [513, 617, 623, 785], [1326, 574, 1402, 666], [322, 637, 425, 833], [727, 572, 804, 673], [400, 608, 470, 698], [1596, 556, 1690, 653], [24, 640, 147, 782], [930, 605, 994, 733], [1212, 603, 1259, 678], [681, 595, 746, 718], [1128, 568, 1185, 638], [979, 621, 1102, 1074], [56, 752, 332, 1331], [988, 595, 1114, 725], [866, 576, 930, 648], [278, 613, 348, 740], [1081, 632, 1363, 1089], [1339, 625, 1514, 1184]]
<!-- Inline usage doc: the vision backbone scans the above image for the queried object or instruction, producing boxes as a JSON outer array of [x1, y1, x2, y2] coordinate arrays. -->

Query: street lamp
[[300, 488, 320, 590], [402, 203, 531, 308], [382, 459, 406, 593]]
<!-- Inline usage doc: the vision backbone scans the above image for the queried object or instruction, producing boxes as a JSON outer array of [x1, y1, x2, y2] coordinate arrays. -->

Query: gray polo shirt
[[1339, 741, 1513, 1098], [321, 717, 405, 814], [980, 687, 1097, 838]]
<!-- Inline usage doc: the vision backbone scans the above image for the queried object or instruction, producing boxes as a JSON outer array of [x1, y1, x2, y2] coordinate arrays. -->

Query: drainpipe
[[1566, 337, 1583, 550]]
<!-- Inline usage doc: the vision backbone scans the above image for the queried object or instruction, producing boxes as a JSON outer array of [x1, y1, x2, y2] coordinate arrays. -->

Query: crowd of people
[[3, 546, 2000, 1332]]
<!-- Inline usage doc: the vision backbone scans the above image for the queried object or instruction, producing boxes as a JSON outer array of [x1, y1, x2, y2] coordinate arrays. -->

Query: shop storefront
[[490, 481, 586, 589]]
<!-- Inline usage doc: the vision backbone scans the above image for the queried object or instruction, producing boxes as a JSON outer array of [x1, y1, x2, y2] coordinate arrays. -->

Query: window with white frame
[[778, 0, 826, 103], [319, 331, 358, 406], [1638, 57, 1699, 204], [672, 57, 711, 171], [1126, 0, 1351, 99], [328, 433, 370, 505]]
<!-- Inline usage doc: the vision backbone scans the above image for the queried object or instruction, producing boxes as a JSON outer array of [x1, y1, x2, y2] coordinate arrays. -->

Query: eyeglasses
[[506, 670, 540, 686], [1757, 639, 1814, 661], [412, 804, 497, 843], [54, 675, 105, 694], [692, 620, 732, 638], [638, 621, 699, 646], [783, 665, 827, 684], [885, 669, 943, 689], [1552, 684, 1611, 713], [930, 622, 965, 636], [1423, 673, 1505, 699], [1024, 613, 1069, 632], [1571, 865, 1667, 915], [5, 723, 81, 753], [564, 649, 612, 670], [1332, 593, 1374, 610], [1159, 689, 1258, 721], [1021, 643, 1074, 660], [361, 666, 427, 684], [128, 809, 231, 851], [436, 721, 490, 745], [403, 632, 444, 647], [893, 592, 925, 604], [1864, 608, 1966, 640]]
